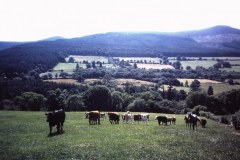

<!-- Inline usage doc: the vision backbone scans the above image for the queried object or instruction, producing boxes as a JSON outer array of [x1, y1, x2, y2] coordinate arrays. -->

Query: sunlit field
[[1, 111, 239, 160]]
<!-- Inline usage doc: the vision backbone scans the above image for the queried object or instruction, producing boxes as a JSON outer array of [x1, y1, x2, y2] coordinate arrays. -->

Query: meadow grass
[[1, 111, 239, 160]]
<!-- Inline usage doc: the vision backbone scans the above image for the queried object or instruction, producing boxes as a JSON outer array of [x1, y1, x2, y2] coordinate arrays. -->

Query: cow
[[167, 117, 172, 125], [85, 112, 90, 119], [140, 113, 149, 125], [45, 109, 65, 136], [100, 113, 106, 120], [184, 115, 190, 127], [122, 111, 133, 124], [187, 113, 202, 130], [155, 116, 168, 126], [88, 111, 100, 125], [171, 117, 176, 125], [167, 116, 176, 125], [133, 114, 142, 124], [201, 119, 207, 128], [108, 112, 120, 124]]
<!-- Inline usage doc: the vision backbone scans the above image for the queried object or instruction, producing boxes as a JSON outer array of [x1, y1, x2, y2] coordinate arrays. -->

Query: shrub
[[192, 105, 207, 116], [232, 110, 240, 130], [220, 116, 230, 124]]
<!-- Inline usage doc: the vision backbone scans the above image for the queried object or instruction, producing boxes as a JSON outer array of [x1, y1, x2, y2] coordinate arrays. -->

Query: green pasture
[[169, 60, 216, 70], [1, 111, 239, 160], [115, 57, 161, 64], [66, 56, 109, 64], [201, 83, 240, 95]]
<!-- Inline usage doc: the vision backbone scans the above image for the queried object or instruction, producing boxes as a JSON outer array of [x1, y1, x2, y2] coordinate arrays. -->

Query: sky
[[1, 0, 240, 41]]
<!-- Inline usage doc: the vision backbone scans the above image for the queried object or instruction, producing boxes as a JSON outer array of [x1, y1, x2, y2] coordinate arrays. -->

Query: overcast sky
[[1, 0, 240, 41]]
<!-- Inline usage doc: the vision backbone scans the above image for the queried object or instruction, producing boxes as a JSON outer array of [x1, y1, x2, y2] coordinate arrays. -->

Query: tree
[[190, 79, 200, 91], [76, 63, 80, 70], [228, 78, 234, 85], [66, 94, 86, 111], [14, 92, 47, 111], [184, 80, 189, 87], [186, 91, 207, 108], [172, 61, 182, 69], [83, 85, 112, 111], [92, 61, 96, 68], [102, 73, 112, 84], [207, 86, 214, 95], [111, 91, 124, 111], [133, 63, 138, 69], [68, 57, 75, 63]]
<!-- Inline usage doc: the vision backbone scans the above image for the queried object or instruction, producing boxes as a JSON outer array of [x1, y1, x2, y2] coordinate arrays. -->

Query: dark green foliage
[[66, 94, 86, 111], [217, 89, 240, 114], [232, 110, 240, 130], [111, 91, 124, 111], [207, 86, 214, 95], [14, 92, 47, 111], [190, 79, 201, 91], [186, 91, 207, 108], [83, 85, 112, 111], [192, 105, 207, 116]]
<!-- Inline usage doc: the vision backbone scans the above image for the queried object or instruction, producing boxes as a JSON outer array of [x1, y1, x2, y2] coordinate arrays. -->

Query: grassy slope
[[0, 111, 240, 160]]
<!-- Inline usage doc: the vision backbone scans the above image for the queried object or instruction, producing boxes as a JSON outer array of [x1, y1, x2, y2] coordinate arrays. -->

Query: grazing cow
[[45, 109, 65, 135], [188, 113, 202, 130], [122, 111, 133, 124], [171, 117, 176, 125], [85, 112, 90, 119], [201, 119, 207, 128], [100, 113, 106, 120], [155, 116, 168, 125], [88, 111, 100, 125], [184, 115, 190, 127], [133, 114, 142, 124], [167, 117, 173, 125], [140, 113, 149, 125], [108, 112, 120, 124]]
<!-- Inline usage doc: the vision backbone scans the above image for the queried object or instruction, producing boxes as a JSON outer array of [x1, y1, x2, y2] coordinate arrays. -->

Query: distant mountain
[[0, 41, 22, 51], [39, 36, 66, 42], [173, 25, 240, 52], [0, 25, 240, 74]]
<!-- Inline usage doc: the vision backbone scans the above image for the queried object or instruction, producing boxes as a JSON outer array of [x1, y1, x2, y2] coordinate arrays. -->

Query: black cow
[[45, 109, 65, 135], [134, 114, 142, 124], [155, 116, 168, 125], [108, 112, 120, 124], [201, 119, 207, 128]]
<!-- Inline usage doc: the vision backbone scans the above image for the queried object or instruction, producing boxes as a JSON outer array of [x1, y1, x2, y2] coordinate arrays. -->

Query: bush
[[0, 99, 17, 110], [232, 110, 240, 130], [192, 105, 207, 116], [220, 116, 230, 124], [199, 111, 210, 118]]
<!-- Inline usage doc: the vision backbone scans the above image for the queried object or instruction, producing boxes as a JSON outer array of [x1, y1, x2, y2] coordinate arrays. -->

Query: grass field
[[115, 57, 161, 64], [169, 60, 216, 70], [66, 56, 109, 64], [201, 83, 240, 95], [1, 111, 239, 160], [134, 63, 174, 70]]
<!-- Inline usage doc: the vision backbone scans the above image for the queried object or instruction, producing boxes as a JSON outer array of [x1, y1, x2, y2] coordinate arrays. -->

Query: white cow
[[122, 111, 133, 124], [140, 113, 149, 125]]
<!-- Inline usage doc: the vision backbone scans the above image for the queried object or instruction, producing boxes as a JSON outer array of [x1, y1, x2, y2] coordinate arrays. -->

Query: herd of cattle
[[45, 110, 207, 135]]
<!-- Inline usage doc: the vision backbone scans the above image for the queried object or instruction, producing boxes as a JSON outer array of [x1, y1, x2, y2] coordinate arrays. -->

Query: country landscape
[[1, 25, 240, 159]]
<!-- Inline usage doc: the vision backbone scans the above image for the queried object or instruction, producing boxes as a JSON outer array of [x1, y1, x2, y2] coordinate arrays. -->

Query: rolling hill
[[0, 25, 240, 74]]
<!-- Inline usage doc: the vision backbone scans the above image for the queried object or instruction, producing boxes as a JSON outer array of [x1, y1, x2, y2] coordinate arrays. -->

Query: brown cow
[[108, 112, 120, 124], [88, 111, 100, 125]]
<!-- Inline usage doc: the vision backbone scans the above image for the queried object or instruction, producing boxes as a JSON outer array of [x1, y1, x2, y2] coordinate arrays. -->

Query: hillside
[[174, 25, 240, 52], [0, 41, 22, 51], [0, 25, 240, 74]]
